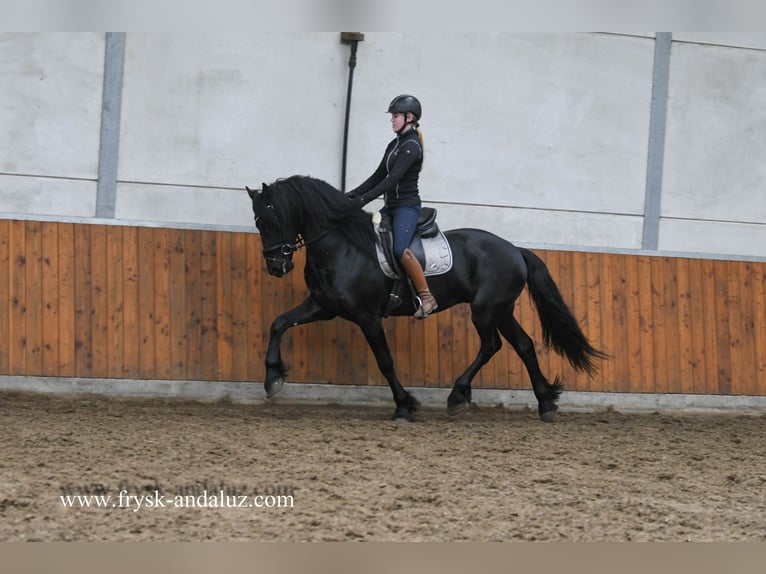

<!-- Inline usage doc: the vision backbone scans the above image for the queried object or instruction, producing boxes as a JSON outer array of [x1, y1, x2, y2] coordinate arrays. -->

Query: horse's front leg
[[265, 296, 335, 398], [357, 317, 421, 421]]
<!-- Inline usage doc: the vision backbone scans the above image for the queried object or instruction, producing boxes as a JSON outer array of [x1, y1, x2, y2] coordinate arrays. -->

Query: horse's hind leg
[[447, 305, 503, 415], [498, 311, 562, 422]]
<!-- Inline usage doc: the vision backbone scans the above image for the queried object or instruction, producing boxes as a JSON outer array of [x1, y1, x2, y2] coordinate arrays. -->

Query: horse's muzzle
[[267, 259, 294, 277]]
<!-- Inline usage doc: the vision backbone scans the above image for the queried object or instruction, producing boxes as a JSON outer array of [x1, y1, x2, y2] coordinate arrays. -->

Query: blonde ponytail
[[416, 127, 425, 169]]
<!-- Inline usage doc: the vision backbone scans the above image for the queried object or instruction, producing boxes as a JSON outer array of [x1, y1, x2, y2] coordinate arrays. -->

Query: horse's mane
[[266, 175, 376, 253]]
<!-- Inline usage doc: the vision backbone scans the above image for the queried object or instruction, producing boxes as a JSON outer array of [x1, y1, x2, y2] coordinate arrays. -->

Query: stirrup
[[414, 292, 438, 319]]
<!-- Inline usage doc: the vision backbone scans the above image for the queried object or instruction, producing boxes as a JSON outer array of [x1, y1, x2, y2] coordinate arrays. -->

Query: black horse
[[247, 175, 606, 422]]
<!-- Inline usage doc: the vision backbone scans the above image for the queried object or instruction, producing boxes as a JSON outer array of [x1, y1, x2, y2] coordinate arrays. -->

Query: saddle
[[372, 207, 453, 315]]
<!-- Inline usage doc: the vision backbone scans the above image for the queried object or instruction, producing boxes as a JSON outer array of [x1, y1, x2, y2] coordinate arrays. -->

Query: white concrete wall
[[0, 33, 104, 217], [1, 32, 765, 260], [660, 35, 766, 257]]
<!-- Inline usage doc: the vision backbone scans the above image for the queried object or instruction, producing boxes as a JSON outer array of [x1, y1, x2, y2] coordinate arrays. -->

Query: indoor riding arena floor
[[1, 390, 764, 542]]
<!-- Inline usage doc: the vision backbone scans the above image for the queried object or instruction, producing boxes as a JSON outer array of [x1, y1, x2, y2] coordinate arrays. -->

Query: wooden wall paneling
[[4, 221, 766, 398]]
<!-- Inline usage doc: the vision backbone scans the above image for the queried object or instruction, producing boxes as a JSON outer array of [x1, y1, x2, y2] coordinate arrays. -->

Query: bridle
[[256, 203, 337, 274]]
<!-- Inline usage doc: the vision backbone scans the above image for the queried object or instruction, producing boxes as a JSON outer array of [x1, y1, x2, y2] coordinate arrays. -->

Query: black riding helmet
[[387, 94, 422, 121]]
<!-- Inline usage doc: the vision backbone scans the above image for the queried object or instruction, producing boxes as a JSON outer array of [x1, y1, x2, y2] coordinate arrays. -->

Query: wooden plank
[[216, 231, 233, 381], [700, 259, 719, 394], [585, 252, 604, 392], [57, 223, 76, 376], [726, 261, 745, 395], [106, 225, 124, 378], [137, 227, 156, 379], [713, 260, 732, 394], [675, 257, 695, 394], [408, 307, 426, 388], [422, 311, 440, 387], [398, 315, 418, 389], [572, 251, 591, 391], [121, 226, 140, 378], [623, 254, 643, 393], [199, 230, 219, 381], [153, 228, 172, 379], [90, 225, 109, 377], [41, 222, 60, 376], [168, 228, 188, 380], [24, 221, 43, 375], [183, 229, 202, 381], [636, 256, 656, 393], [662, 257, 681, 393], [687, 258, 707, 395], [73, 224, 92, 376], [649, 256, 668, 394], [230, 231, 249, 381], [598, 253, 616, 392], [753, 262, 766, 395], [737, 262, 757, 396], [9, 220, 27, 375], [608, 253, 630, 392], [437, 308, 455, 388], [246, 233, 265, 382], [0, 220, 9, 373]]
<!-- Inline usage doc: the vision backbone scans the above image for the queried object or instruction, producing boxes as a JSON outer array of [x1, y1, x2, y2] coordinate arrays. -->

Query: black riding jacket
[[350, 127, 423, 208]]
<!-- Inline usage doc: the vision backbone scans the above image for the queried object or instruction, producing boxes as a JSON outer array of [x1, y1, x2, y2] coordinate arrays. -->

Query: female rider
[[346, 94, 437, 318]]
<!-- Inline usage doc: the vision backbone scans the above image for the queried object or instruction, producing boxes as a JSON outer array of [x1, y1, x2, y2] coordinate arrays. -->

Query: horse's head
[[247, 183, 297, 277]]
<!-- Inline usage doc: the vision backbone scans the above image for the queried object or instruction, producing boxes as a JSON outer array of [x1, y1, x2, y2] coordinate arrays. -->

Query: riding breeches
[[380, 205, 422, 260]]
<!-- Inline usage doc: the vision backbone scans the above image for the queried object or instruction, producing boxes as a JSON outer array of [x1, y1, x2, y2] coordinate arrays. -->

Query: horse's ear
[[246, 185, 259, 199]]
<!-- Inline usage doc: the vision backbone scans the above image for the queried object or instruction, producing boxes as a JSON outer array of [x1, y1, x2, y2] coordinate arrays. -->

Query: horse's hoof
[[447, 400, 469, 416], [539, 407, 558, 423], [265, 378, 285, 398], [393, 408, 416, 422], [407, 395, 422, 412]]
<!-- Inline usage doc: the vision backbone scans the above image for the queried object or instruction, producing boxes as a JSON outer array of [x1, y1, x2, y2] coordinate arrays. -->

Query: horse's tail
[[519, 247, 608, 375]]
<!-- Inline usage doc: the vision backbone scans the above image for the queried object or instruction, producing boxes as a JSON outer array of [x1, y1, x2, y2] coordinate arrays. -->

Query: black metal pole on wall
[[340, 32, 365, 193]]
